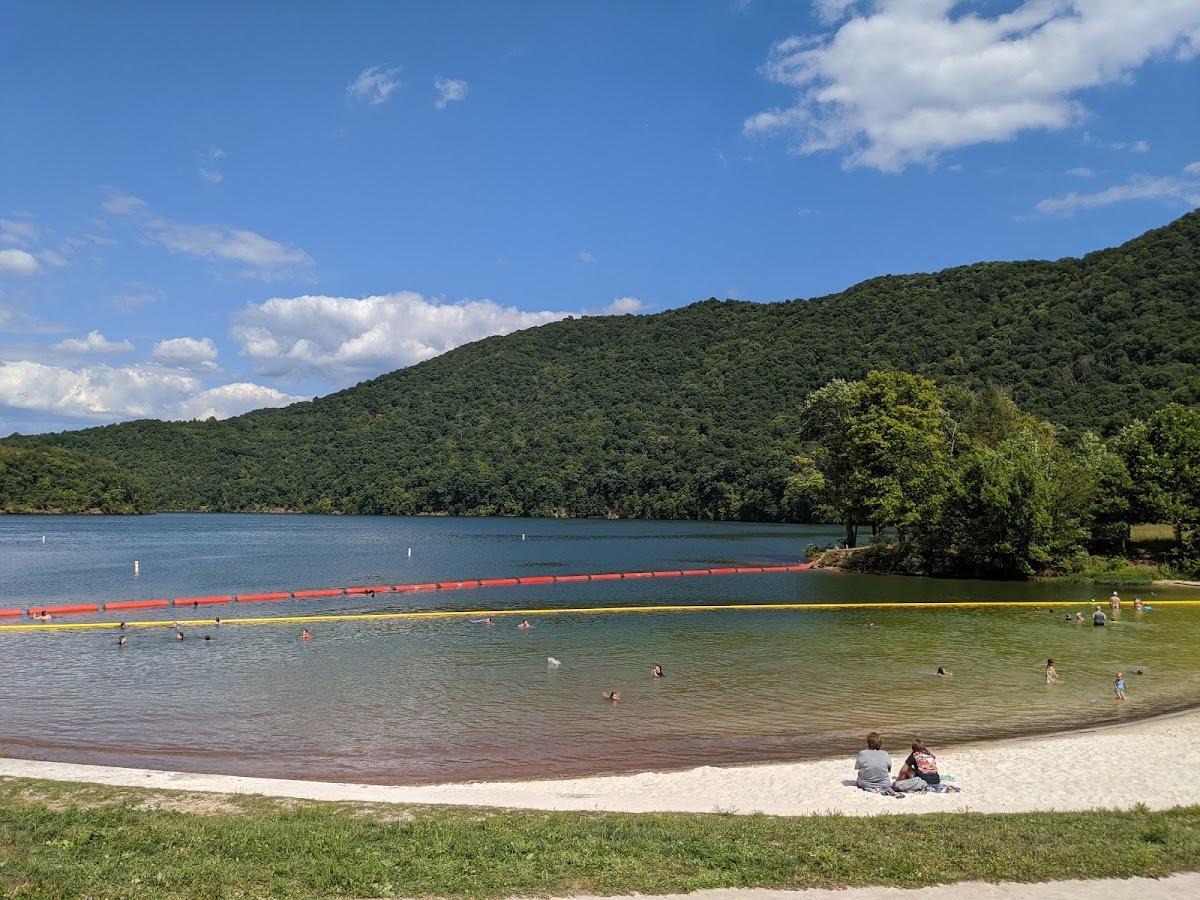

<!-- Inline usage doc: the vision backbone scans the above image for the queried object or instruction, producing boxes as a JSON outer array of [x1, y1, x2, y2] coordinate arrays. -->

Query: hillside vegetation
[[5, 211, 1198, 519], [0, 445, 152, 514]]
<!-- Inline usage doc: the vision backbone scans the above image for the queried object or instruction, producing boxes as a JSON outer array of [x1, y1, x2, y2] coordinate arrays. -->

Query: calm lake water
[[1, 514, 1197, 783]]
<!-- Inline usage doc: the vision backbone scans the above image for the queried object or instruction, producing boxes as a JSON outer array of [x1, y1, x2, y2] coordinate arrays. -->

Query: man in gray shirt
[[855, 731, 893, 789]]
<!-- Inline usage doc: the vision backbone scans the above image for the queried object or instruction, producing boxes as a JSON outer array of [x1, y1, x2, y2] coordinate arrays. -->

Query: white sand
[[554, 876, 1200, 900], [2, 710, 1199, 816]]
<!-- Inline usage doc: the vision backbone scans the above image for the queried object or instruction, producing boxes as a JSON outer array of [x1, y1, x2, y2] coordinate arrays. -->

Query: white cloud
[[577, 250, 596, 264], [0, 249, 39, 276], [747, 1, 1200, 172], [231, 292, 571, 383], [1131, 140, 1151, 153], [205, 146, 225, 159], [1036, 173, 1200, 215], [603, 296, 645, 315], [347, 65, 402, 106], [0, 360, 303, 421], [152, 336, 219, 370], [1066, 167, 1095, 178], [112, 288, 162, 312], [0, 218, 38, 246], [433, 76, 469, 109], [198, 168, 224, 184], [53, 330, 134, 354], [1184, 161, 1200, 175], [38, 250, 70, 268], [102, 190, 313, 274]]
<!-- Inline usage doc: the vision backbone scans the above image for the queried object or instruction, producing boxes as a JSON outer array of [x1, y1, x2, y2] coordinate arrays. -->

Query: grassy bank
[[0, 779, 1197, 898]]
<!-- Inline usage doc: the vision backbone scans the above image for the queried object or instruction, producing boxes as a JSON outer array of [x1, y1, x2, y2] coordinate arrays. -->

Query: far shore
[[3, 707, 1198, 817]]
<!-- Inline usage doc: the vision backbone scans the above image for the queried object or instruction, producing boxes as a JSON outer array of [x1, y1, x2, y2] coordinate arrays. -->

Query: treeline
[[3, 210, 1198, 518], [0, 446, 153, 515], [792, 371, 1200, 578]]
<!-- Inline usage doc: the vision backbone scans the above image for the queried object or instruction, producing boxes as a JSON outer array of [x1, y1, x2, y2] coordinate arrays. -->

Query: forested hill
[[6, 211, 1199, 519]]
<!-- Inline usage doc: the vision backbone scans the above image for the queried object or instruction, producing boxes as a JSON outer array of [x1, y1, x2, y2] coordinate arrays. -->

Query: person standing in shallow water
[[1045, 659, 1058, 684], [1093, 606, 1106, 627]]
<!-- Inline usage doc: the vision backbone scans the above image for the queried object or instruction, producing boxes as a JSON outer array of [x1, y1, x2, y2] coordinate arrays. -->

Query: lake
[[1, 514, 1196, 783]]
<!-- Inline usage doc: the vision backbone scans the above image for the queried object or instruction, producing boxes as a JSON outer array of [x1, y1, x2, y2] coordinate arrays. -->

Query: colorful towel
[[928, 782, 962, 794], [859, 783, 905, 798]]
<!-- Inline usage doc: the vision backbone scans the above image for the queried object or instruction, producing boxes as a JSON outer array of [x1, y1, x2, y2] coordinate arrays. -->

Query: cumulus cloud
[[152, 336, 219, 370], [603, 296, 646, 315], [231, 292, 571, 382], [433, 76, 469, 109], [577, 250, 596, 264], [0, 249, 40, 276], [53, 330, 134, 354], [102, 190, 313, 275], [1185, 161, 1200, 175], [347, 65, 402, 106], [746, 1, 1200, 172], [0, 360, 303, 421], [1035, 173, 1200, 215], [198, 168, 224, 184]]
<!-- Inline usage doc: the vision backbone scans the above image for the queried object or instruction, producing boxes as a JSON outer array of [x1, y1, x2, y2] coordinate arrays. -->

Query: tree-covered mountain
[[0, 446, 153, 514], [5, 211, 1199, 519]]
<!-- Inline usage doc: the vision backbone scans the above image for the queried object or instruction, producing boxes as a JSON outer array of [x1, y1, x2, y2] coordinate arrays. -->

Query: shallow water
[[0, 514, 1195, 782]]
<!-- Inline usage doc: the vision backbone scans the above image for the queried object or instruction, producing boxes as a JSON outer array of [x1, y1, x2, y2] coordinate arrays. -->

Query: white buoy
[[133, 560, 140, 575], [407, 547, 412, 558]]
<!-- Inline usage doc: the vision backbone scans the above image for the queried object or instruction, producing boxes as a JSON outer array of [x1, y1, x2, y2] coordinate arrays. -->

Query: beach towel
[[927, 783, 962, 794], [859, 783, 906, 798]]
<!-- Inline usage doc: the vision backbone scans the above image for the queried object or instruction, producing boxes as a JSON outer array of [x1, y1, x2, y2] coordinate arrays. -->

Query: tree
[[1119, 404, 1200, 551]]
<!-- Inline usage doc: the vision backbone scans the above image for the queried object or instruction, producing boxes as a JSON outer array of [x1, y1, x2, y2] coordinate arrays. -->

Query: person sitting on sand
[[1114, 672, 1127, 701], [604, 691, 620, 703], [855, 732, 901, 796], [1093, 606, 1106, 627], [301, 629, 313, 640], [894, 739, 941, 792], [651, 664, 665, 679], [1045, 658, 1058, 684]]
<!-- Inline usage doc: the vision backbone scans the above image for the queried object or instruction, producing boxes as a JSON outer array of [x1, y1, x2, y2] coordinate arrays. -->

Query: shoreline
[[3, 707, 1198, 817]]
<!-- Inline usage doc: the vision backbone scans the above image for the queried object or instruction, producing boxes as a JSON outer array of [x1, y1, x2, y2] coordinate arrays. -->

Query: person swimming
[[214, 617, 222, 626], [651, 664, 665, 679], [547, 657, 561, 668], [203, 635, 212, 642], [604, 691, 620, 703], [1045, 658, 1058, 684], [301, 629, 313, 640], [175, 631, 185, 641], [118, 621, 127, 629], [118, 635, 128, 647], [1074, 612, 1084, 623], [517, 619, 532, 629], [469, 617, 493, 625], [936, 666, 952, 677]]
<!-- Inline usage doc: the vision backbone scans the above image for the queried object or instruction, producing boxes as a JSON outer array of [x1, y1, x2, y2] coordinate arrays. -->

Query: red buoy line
[[9, 563, 814, 619]]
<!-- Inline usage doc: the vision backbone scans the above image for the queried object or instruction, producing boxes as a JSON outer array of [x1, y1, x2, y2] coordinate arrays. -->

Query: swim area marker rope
[[2, 599, 1198, 633]]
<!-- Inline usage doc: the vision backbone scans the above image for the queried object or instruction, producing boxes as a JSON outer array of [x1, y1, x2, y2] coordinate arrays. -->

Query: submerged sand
[[2, 709, 1198, 816]]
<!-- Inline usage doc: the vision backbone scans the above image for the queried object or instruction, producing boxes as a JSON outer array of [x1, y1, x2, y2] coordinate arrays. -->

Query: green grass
[[0, 779, 1198, 898]]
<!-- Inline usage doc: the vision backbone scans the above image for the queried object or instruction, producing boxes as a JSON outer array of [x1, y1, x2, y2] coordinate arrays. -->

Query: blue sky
[[2, 0, 1198, 434]]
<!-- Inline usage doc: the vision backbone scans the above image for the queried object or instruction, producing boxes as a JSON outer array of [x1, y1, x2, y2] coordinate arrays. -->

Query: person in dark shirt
[[898, 739, 941, 789]]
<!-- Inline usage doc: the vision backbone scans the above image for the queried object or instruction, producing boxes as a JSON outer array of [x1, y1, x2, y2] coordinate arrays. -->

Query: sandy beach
[[2, 709, 1198, 816]]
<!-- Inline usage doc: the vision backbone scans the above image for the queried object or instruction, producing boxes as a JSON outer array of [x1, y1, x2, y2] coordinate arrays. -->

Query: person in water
[[203, 635, 212, 642], [1133, 597, 1144, 611], [214, 617, 222, 626], [895, 739, 940, 792], [604, 691, 620, 703], [469, 617, 493, 625], [118, 635, 128, 647], [118, 621, 127, 629], [936, 666, 951, 677], [301, 629, 313, 640], [1114, 672, 1127, 700], [1045, 658, 1058, 684], [1110, 591, 1121, 610], [517, 619, 532, 629], [175, 630, 185, 641], [1093, 605, 1106, 627], [1074, 612, 1085, 623], [651, 664, 665, 679]]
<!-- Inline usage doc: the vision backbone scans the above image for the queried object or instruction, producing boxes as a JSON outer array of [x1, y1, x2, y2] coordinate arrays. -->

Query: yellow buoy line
[[2, 598, 1199, 633]]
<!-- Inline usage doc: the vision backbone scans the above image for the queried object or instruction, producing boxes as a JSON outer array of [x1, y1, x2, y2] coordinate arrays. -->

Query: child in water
[[1045, 659, 1058, 684], [517, 619, 532, 629], [651, 664, 665, 679], [301, 629, 313, 640], [1114, 672, 1127, 700], [604, 691, 620, 703]]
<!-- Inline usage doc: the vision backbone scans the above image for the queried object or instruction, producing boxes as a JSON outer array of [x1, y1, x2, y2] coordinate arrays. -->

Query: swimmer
[[203, 635, 212, 642], [1135, 668, 1145, 675], [118, 621, 127, 629], [547, 657, 561, 668], [1114, 672, 1127, 701], [1074, 612, 1084, 623], [301, 629, 313, 640], [118, 635, 128, 647], [517, 619, 532, 629], [1133, 597, 1144, 611], [936, 666, 952, 677], [651, 664, 665, 679], [175, 631, 185, 641], [1045, 658, 1058, 684], [214, 617, 222, 626], [604, 691, 620, 703], [469, 617, 493, 625]]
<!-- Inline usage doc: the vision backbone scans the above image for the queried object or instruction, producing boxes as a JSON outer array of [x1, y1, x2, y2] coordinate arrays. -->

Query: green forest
[[0, 446, 153, 515], [3, 211, 1198, 528]]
